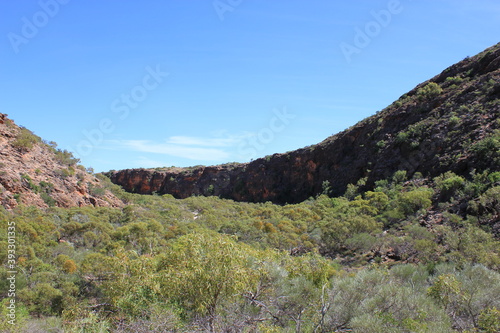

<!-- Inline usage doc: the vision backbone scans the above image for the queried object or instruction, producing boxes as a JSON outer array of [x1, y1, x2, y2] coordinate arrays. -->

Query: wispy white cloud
[[119, 139, 230, 161], [167, 135, 242, 147], [107, 131, 259, 163]]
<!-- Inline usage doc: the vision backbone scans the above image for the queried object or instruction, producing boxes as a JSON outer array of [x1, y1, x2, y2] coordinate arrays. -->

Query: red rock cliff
[[108, 42, 500, 204]]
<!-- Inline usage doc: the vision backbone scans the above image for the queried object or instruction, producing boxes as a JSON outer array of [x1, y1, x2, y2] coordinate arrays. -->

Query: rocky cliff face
[[108, 42, 500, 204], [0, 114, 124, 209]]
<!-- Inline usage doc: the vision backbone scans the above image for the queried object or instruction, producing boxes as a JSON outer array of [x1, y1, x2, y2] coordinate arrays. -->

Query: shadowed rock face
[[108, 42, 500, 204]]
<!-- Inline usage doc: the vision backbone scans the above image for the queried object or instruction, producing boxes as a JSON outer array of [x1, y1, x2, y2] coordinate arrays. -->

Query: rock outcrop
[[0, 115, 124, 209], [109, 42, 500, 204]]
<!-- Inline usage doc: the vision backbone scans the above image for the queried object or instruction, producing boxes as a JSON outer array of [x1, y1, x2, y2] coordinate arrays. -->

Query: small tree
[[157, 232, 258, 332]]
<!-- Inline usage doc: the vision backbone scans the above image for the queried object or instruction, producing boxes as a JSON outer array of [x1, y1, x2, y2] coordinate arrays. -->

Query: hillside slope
[[0, 114, 124, 209], [109, 42, 500, 204]]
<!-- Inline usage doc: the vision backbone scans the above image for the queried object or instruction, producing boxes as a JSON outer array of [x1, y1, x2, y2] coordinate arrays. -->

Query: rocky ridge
[[109, 43, 500, 204], [0, 114, 124, 209], [108, 42, 500, 204]]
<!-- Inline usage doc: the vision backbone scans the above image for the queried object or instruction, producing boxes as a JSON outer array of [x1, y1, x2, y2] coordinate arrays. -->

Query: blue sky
[[1, 0, 499, 172]]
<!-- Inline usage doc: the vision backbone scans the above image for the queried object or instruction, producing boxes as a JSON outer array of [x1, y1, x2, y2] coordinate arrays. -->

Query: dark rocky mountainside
[[111, 42, 499, 204], [0, 114, 124, 209]]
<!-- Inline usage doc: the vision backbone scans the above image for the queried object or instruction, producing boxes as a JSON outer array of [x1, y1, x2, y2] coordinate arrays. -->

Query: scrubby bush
[[395, 187, 433, 215], [445, 75, 464, 86], [434, 171, 465, 201], [5, 164, 500, 331], [12, 127, 41, 150], [471, 130, 500, 164], [429, 264, 500, 331], [324, 267, 452, 332], [54, 149, 80, 166], [417, 82, 443, 101]]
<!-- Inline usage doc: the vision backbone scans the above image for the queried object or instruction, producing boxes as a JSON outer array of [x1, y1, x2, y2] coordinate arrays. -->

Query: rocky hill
[[0, 114, 124, 209], [108, 42, 500, 204]]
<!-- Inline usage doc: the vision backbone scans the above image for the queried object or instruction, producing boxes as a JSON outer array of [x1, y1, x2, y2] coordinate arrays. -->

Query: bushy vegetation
[[417, 82, 443, 101], [45, 141, 81, 166], [12, 128, 41, 151], [1, 168, 500, 332], [471, 130, 500, 165]]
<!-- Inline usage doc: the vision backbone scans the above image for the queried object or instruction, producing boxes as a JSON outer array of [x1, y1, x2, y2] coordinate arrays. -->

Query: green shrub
[[345, 233, 377, 253], [55, 168, 73, 178], [89, 183, 106, 197], [395, 131, 409, 144], [54, 149, 80, 166], [326, 268, 451, 332], [396, 187, 433, 215], [322, 180, 332, 195], [416, 82, 443, 101], [445, 75, 464, 86], [40, 192, 56, 207], [483, 78, 498, 95], [475, 186, 500, 216], [434, 172, 465, 200], [471, 130, 500, 163], [21, 174, 40, 193], [13, 127, 41, 150], [488, 172, 500, 184], [429, 264, 500, 331], [344, 183, 359, 200], [478, 307, 500, 333], [396, 122, 428, 149], [376, 140, 387, 150], [157, 232, 258, 324], [449, 115, 461, 126], [458, 104, 472, 114], [392, 170, 408, 184]]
